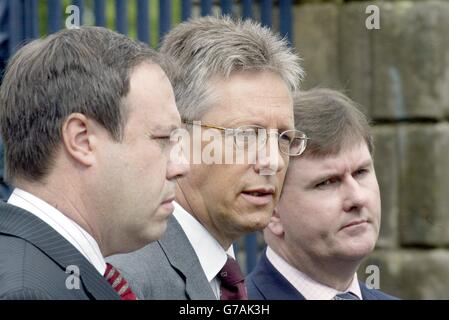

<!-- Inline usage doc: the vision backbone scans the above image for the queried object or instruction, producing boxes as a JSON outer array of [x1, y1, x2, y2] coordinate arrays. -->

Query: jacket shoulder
[[246, 273, 267, 300], [0, 234, 89, 299], [1, 288, 54, 300], [107, 240, 188, 299]]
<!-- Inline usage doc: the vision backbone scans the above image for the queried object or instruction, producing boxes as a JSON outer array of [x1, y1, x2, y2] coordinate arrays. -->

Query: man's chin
[[236, 211, 271, 233], [135, 222, 169, 248], [340, 242, 376, 262]]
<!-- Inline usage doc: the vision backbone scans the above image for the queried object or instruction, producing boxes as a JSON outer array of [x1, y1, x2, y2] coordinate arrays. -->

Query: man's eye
[[280, 134, 291, 142], [238, 130, 257, 138], [315, 177, 339, 188], [153, 136, 171, 147], [354, 169, 368, 177]]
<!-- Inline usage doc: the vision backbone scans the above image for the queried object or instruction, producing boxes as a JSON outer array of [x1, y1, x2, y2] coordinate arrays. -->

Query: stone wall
[[292, 0, 449, 299]]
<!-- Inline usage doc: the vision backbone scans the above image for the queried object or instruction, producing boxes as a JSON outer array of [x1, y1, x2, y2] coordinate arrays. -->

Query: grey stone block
[[372, 1, 449, 120], [293, 4, 340, 90], [339, 2, 374, 116], [359, 249, 449, 299], [398, 124, 449, 246], [373, 125, 399, 248]]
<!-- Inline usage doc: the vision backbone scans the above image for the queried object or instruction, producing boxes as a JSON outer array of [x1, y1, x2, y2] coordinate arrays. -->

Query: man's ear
[[61, 113, 97, 167], [267, 206, 284, 237]]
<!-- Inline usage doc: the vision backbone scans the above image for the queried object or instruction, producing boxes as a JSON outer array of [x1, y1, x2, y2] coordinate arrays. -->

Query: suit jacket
[[107, 215, 216, 300], [246, 249, 397, 300], [0, 201, 120, 300]]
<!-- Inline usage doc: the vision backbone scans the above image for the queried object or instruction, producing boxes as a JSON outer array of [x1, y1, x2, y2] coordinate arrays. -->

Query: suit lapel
[[249, 250, 306, 300], [158, 216, 216, 300], [359, 282, 382, 300], [0, 201, 119, 300]]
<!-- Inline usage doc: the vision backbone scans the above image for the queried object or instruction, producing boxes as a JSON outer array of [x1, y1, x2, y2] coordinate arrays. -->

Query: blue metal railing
[[94, 0, 106, 27], [137, 0, 150, 43], [115, 0, 128, 35], [261, 0, 272, 28], [280, 0, 293, 44], [48, 0, 61, 34], [159, 0, 171, 40], [201, 0, 213, 16], [72, 0, 83, 25], [242, 0, 252, 19], [24, 0, 39, 39], [6, 0, 293, 51], [181, 0, 192, 22], [221, 0, 232, 16], [2, 0, 294, 274]]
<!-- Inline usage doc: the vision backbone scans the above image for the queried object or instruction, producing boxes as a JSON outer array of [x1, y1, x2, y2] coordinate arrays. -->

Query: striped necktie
[[104, 263, 137, 300], [333, 292, 360, 300]]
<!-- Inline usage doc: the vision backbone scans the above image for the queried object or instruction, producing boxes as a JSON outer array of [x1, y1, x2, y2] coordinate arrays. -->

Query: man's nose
[[167, 142, 190, 180], [254, 134, 286, 176], [342, 176, 367, 213]]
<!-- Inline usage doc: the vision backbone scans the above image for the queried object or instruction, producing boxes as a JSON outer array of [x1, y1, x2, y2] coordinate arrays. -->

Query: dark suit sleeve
[[1, 288, 54, 300]]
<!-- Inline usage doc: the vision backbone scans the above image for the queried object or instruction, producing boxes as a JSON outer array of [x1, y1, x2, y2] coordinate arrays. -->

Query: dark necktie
[[216, 255, 248, 300], [104, 263, 137, 300], [333, 292, 360, 300]]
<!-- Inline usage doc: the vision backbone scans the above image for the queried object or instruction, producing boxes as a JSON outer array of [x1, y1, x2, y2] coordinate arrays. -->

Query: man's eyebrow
[[225, 120, 294, 131], [307, 158, 373, 186], [357, 158, 373, 169], [222, 118, 263, 128], [151, 123, 180, 134], [168, 123, 181, 131]]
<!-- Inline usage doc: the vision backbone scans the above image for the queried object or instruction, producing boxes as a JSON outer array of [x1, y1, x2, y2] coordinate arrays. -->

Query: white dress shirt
[[266, 246, 363, 300], [173, 201, 235, 299], [8, 188, 106, 275]]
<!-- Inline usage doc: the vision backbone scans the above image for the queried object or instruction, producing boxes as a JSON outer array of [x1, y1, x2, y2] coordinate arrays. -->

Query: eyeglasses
[[183, 120, 308, 156]]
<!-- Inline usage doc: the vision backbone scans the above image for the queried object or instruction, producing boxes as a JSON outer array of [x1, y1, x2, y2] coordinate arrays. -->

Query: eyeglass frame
[[182, 119, 309, 156]]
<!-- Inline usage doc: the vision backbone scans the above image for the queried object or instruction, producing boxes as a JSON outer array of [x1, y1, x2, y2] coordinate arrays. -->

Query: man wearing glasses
[[108, 16, 305, 300], [246, 89, 397, 300], [180, 120, 307, 171]]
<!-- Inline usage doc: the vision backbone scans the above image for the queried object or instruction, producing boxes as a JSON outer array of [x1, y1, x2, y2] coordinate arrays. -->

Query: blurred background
[[0, 0, 448, 299]]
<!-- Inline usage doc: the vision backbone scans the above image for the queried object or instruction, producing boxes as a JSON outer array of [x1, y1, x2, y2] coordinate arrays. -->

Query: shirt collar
[[173, 201, 234, 282], [266, 246, 362, 300], [7, 188, 106, 275]]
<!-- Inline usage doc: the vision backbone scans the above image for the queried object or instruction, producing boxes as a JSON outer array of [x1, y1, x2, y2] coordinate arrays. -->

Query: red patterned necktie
[[216, 255, 248, 300], [104, 263, 137, 300]]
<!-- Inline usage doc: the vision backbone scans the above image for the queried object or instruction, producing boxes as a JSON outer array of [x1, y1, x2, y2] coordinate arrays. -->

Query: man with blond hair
[[109, 17, 306, 300]]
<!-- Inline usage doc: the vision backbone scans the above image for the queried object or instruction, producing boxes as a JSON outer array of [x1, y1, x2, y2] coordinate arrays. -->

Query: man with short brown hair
[[0, 26, 188, 299], [247, 88, 397, 300]]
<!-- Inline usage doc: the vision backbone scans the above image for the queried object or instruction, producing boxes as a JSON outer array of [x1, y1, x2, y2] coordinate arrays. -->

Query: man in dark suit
[[246, 89, 397, 300], [108, 16, 306, 300], [0, 26, 188, 299]]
